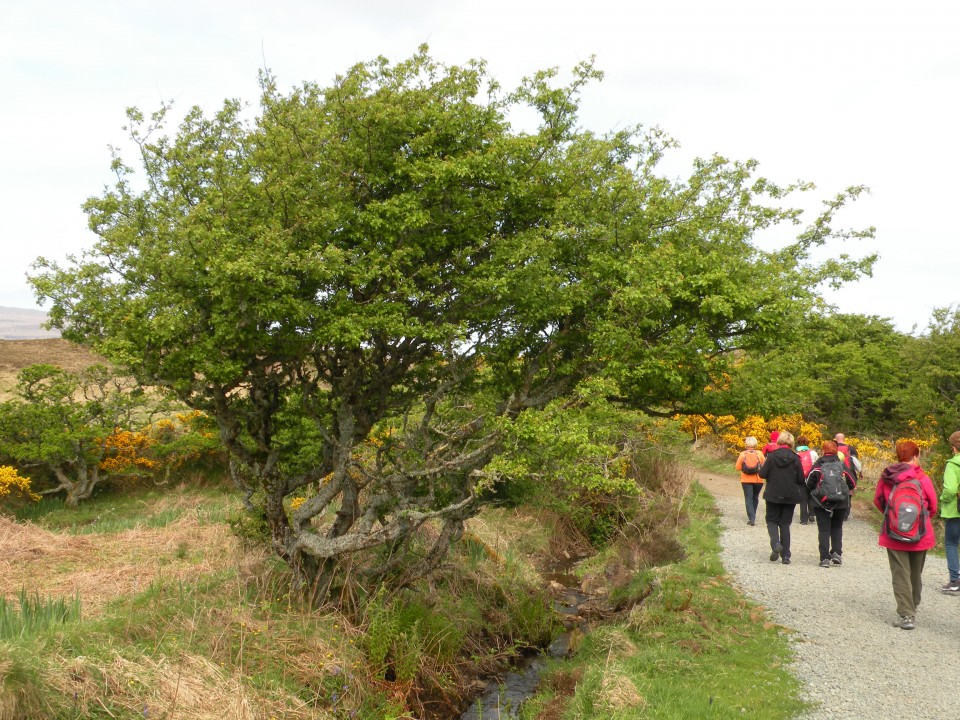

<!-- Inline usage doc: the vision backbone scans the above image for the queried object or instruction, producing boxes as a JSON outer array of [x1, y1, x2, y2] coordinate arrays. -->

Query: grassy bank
[[518, 479, 809, 720], [0, 483, 567, 719], [0, 457, 810, 719]]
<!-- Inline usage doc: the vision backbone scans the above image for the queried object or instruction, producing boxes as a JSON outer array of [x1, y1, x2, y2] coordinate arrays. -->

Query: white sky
[[2, 0, 957, 333]]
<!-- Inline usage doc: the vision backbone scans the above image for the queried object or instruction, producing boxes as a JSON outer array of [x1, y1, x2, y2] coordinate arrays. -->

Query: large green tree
[[31, 49, 872, 602]]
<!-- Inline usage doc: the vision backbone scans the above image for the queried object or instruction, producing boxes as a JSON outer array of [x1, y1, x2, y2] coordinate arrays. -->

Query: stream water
[[457, 566, 590, 720]]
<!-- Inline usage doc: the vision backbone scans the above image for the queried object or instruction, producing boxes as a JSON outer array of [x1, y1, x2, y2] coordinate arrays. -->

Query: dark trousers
[[741, 482, 762, 523], [765, 501, 796, 558], [798, 487, 814, 523], [814, 505, 845, 560]]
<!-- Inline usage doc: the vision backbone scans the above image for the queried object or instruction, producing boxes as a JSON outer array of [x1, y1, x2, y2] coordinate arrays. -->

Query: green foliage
[[491, 387, 689, 543], [900, 306, 960, 438], [0, 588, 81, 640], [31, 47, 873, 603], [147, 410, 226, 479], [719, 313, 911, 433], [227, 504, 272, 548], [0, 364, 158, 506]]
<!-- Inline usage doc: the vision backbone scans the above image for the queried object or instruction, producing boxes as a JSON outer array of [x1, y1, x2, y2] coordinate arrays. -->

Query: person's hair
[[834, 433, 845, 443], [796, 435, 809, 446], [821, 440, 838, 455], [896, 440, 920, 463], [745, 436, 758, 449], [950, 430, 960, 451], [777, 431, 795, 448]]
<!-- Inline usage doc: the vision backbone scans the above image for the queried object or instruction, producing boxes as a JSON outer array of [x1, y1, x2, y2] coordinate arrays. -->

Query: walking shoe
[[770, 543, 782, 562], [781, 556, 791, 565], [895, 615, 915, 630], [830, 552, 842, 566], [819, 558, 831, 568], [941, 580, 960, 594]]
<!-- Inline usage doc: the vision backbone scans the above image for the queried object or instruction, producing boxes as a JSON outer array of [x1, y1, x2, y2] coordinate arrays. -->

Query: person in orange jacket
[[735, 436, 766, 526]]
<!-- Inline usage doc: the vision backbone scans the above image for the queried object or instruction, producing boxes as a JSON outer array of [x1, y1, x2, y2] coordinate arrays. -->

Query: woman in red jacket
[[873, 440, 938, 630]]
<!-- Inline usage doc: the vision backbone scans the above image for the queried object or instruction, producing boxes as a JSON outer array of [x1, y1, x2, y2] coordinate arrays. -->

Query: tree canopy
[[31, 48, 873, 602]]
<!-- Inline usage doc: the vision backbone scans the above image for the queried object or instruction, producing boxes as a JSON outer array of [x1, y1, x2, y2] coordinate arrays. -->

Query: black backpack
[[813, 460, 849, 509], [741, 450, 760, 475]]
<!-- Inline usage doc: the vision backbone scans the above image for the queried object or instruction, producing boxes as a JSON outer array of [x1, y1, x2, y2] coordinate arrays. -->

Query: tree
[[715, 313, 910, 434], [31, 48, 872, 603], [0, 364, 151, 506], [900, 306, 960, 437]]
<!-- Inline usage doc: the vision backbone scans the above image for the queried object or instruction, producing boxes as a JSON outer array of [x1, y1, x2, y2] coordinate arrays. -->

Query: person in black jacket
[[805, 440, 857, 568], [758, 431, 806, 565]]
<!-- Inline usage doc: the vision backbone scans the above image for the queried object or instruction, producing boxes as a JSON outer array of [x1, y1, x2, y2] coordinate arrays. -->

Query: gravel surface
[[702, 471, 955, 720]]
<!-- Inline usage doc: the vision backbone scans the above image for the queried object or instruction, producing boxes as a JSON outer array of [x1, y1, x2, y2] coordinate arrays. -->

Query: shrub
[[0, 465, 39, 505]]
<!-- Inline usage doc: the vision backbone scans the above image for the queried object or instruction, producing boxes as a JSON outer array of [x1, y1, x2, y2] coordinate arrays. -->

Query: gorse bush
[[681, 413, 940, 469], [0, 465, 38, 504], [680, 413, 826, 453]]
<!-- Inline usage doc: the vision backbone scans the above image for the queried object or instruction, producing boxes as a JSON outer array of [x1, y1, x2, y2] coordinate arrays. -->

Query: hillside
[[0, 305, 61, 340], [0, 338, 102, 399]]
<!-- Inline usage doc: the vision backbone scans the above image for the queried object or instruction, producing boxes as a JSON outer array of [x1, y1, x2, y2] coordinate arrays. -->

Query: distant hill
[[0, 338, 102, 400], [0, 305, 61, 340]]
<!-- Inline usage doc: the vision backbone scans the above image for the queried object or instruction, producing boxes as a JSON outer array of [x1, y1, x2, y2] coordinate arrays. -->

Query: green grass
[[0, 588, 81, 640], [1, 464, 812, 719], [522, 483, 810, 719], [13, 484, 238, 533]]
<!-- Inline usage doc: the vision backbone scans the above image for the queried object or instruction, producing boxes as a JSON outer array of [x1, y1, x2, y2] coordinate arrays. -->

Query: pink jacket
[[873, 463, 938, 552]]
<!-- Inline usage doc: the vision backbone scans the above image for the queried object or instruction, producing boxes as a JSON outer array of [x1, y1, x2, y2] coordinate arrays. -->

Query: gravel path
[[700, 470, 955, 720]]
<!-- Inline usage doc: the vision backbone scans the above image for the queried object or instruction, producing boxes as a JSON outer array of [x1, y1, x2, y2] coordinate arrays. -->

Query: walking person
[[735, 437, 766, 526], [805, 440, 856, 567], [834, 433, 863, 480], [939, 430, 960, 594], [874, 440, 937, 630], [762, 430, 780, 457], [795, 435, 819, 525], [758, 431, 805, 565]]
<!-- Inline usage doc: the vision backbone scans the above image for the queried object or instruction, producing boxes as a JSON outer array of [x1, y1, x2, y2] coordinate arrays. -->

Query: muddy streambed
[[457, 564, 592, 719]]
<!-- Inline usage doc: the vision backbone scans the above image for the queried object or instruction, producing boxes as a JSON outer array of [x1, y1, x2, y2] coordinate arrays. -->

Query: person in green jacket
[[939, 430, 960, 594]]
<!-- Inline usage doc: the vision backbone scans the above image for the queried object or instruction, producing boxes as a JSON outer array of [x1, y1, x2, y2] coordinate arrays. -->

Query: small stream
[[457, 565, 591, 720]]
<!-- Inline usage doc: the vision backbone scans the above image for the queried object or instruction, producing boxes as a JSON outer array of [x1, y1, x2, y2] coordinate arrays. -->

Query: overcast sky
[[2, 1, 957, 333]]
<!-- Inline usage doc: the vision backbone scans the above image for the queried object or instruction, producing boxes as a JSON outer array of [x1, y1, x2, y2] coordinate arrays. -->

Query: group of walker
[[735, 429, 960, 630]]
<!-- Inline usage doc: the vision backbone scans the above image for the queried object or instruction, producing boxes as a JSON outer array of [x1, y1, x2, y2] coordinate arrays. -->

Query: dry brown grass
[[0, 515, 242, 615], [0, 338, 103, 400], [48, 652, 327, 720]]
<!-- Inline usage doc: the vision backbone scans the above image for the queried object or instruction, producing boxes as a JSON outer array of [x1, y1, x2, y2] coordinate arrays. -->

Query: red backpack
[[797, 449, 814, 478], [883, 474, 928, 544], [837, 444, 857, 470]]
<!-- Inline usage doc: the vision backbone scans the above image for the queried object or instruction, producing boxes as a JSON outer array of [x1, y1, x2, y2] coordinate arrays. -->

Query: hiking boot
[[941, 580, 960, 594], [830, 552, 842, 566], [781, 556, 791, 565], [896, 615, 915, 630], [819, 558, 831, 568], [770, 543, 782, 562]]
